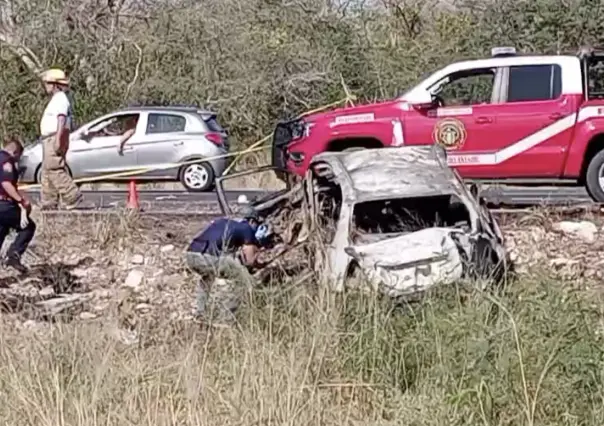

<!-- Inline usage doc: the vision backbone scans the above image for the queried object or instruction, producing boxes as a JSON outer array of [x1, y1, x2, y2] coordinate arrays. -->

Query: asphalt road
[[23, 188, 266, 212], [20, 185, 596, 212]]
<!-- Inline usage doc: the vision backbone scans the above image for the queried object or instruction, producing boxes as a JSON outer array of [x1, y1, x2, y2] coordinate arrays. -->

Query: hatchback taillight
[[205, 132, 224, 146]]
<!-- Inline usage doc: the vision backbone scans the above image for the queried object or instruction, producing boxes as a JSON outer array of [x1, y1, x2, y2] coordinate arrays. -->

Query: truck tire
[[585, 150, 604, 202], [342, 147, 366, 153]]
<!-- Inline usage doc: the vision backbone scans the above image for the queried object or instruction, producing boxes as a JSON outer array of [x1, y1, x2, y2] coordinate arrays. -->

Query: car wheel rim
[[184, 164, 209, 189]]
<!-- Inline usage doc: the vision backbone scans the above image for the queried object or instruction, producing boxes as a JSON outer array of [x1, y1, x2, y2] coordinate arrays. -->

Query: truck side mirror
[[409, 91, 436, 110]]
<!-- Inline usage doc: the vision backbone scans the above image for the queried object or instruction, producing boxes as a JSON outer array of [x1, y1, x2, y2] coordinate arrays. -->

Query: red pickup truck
[[272, 47, 604, 202]]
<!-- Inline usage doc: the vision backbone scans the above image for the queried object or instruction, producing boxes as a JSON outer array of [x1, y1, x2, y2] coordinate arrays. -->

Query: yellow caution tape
[[222, 135, 271, 176], [20, 96, 356, 190], [20, 145, 269, 190], [222, 95, 356, 175]]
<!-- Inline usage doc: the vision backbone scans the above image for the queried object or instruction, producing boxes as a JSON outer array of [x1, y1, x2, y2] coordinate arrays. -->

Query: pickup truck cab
[[272, 47, 604, 202]]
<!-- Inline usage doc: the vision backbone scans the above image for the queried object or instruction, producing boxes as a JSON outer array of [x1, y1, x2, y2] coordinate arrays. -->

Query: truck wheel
[[585, 150, 604, 202], [342, 147, 366, 153]]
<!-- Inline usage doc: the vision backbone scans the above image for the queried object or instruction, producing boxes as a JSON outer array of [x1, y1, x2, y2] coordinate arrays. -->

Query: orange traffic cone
[[126, 180, 140, 209]]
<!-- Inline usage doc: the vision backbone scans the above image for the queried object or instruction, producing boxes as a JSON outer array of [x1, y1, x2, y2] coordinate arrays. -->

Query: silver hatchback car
[[19, 106, 230, 192]]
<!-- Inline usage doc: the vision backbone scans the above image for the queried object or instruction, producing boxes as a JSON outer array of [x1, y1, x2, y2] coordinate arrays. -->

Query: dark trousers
[[185, 251, 253, 322], [0, 201, 36, 259]]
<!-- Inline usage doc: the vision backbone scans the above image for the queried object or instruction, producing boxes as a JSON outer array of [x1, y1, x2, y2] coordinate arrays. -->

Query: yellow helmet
[[41, 68, 70, 86]]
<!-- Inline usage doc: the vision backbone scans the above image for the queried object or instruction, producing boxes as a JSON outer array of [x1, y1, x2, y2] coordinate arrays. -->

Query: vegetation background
[[1, 0, 601, 148]]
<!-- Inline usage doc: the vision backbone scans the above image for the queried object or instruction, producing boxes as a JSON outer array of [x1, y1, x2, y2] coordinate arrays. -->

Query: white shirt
[[39, 91, 73, 137]]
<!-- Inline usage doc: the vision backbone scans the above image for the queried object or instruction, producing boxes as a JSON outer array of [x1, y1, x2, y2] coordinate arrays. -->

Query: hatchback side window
[[86, 113, 139, 138], [506, 64, 562, 102], [146, 113, 186, 134]]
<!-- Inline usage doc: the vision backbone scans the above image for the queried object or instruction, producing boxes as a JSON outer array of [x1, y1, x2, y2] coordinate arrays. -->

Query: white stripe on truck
[[446, 106, 604, 166]]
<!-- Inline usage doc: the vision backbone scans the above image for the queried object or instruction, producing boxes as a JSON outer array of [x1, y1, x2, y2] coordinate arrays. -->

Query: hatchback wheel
[[179, 161, 215, 192]]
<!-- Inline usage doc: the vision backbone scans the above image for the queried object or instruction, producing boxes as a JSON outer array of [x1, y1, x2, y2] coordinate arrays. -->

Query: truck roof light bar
[[491, 47, 517, 57]]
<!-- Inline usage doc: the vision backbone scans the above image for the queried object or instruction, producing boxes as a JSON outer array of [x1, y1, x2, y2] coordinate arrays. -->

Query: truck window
[[436, 69, 495, 106], [507, 64, 562, 102], [588, 61, 604, 99]]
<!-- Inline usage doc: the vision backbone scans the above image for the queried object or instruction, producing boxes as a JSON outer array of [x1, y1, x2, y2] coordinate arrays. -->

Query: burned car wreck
[[216, 145, 509, 298]]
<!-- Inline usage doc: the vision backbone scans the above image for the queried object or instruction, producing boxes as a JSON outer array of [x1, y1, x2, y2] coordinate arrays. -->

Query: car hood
[[302, 99, 403, 124], [345, 227, 468, 297]]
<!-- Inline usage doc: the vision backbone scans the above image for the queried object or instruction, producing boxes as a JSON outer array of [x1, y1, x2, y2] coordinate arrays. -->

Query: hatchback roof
[[120, 105, 217, 116]]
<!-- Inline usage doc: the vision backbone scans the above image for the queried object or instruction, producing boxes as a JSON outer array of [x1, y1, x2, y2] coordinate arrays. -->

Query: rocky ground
[[498, 208, 604, 284], [1, 208, 603, 339]]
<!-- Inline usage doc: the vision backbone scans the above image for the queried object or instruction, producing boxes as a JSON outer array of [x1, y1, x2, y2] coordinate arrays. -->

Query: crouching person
[[0, 138, 35, 273], [185, 207, 264, 326]]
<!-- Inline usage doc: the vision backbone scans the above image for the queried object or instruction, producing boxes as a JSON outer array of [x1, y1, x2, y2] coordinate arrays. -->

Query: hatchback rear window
[[204, 117, 225, 133]]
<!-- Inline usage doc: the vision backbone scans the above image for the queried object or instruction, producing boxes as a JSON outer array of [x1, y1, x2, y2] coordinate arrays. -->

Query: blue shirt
[[0, 150, 18, 199], [188, 218, 259, 256]]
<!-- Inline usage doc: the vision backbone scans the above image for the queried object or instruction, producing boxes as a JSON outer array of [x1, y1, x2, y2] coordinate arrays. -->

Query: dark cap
[[241, 206, 259, 221]]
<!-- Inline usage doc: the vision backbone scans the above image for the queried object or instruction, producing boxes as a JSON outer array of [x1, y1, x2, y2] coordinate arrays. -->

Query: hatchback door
[[67, 113, 141, 177], [133, 112, 189, 178]]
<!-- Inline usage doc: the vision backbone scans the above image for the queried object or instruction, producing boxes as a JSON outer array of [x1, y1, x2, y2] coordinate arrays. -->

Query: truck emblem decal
[[432, 118, 467, 150], [332, 113, 375, 127]]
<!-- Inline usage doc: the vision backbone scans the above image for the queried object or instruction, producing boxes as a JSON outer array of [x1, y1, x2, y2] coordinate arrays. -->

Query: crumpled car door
[[214, 166, 290, 216]]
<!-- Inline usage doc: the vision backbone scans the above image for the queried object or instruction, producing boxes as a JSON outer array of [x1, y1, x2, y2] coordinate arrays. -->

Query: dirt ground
[[1, 209, 603, 336]]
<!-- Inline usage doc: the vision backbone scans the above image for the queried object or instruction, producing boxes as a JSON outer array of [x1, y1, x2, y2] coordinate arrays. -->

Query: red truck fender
[[322, 120, 394, 152]]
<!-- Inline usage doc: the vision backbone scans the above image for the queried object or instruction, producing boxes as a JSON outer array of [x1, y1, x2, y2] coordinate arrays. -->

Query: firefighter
[[39, 68, 83, 210], [185, 206, 269, 325], [0, 138, 35, 273]]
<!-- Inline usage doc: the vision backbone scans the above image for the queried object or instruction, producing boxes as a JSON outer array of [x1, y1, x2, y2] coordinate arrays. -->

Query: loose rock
[[553, 220, 598, 243], [38, 286, 55, 298], [135, 303, 152, 313], [160, 245, 175, 253], [123, 270, 145, 291], [79, 311, 97, 320]]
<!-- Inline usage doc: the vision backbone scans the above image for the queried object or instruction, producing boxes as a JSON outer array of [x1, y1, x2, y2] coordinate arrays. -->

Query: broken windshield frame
[[214, 165, 288, 217], [349, 194, 472, 242]]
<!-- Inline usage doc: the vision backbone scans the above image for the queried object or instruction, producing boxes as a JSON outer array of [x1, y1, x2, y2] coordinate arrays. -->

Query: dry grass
[[0, 212, 603, 425], [2, 274, 603, 425]]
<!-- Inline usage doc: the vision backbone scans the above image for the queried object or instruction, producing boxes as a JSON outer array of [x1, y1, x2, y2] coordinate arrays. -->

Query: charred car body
[[217, 145, 509, 298]]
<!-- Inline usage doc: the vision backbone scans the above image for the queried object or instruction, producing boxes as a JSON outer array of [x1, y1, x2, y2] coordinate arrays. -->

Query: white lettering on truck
[[331, 113, 375, 127]]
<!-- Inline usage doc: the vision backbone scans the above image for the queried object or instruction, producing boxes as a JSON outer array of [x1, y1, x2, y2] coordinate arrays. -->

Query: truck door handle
[[475, 116, 493, 124], [549, 112, 563, 121]]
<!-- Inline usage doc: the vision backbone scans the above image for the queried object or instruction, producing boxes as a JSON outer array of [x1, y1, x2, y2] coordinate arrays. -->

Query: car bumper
[[206, 147, 229, 176], [272, 119, 306, 181]]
